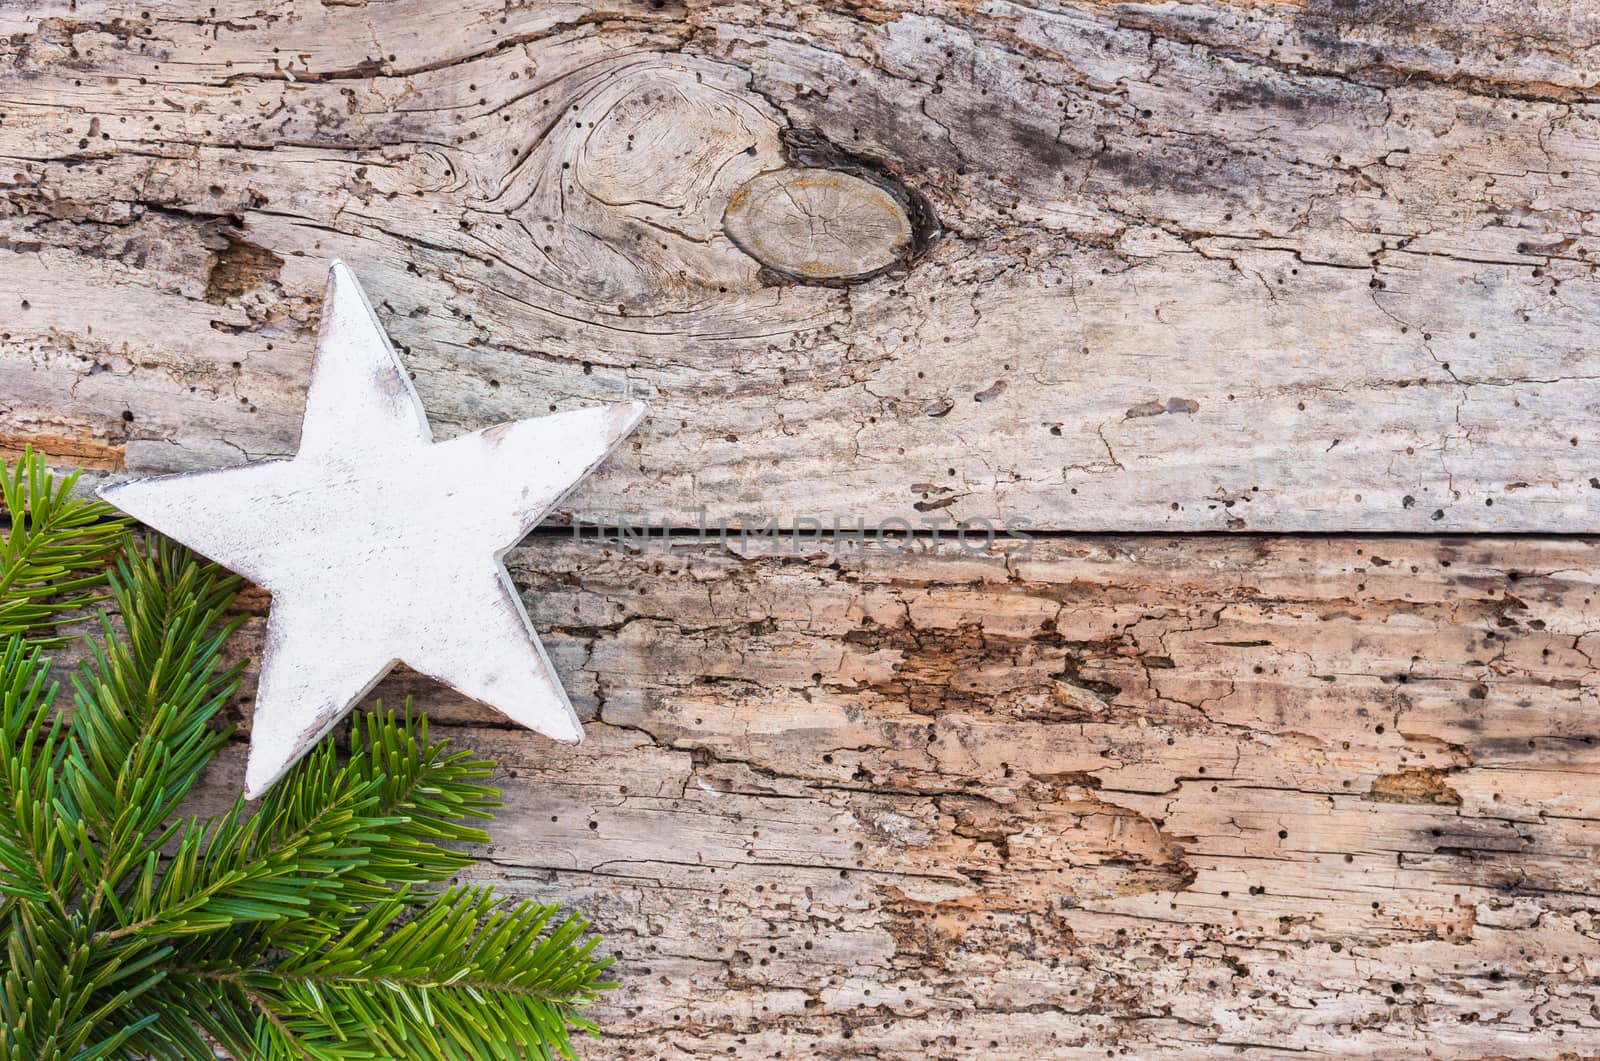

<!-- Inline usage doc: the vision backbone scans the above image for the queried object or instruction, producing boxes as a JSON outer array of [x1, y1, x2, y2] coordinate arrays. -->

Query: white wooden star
[[100, 262, 647, 797]]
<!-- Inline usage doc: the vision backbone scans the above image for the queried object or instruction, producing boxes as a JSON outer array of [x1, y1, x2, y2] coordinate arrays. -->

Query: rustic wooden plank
[[5, 2, 1600, 530], [155, 534, 1600, 1057]]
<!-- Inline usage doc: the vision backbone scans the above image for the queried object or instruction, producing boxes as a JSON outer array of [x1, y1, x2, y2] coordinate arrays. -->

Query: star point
[[100, 263, 648, 797]]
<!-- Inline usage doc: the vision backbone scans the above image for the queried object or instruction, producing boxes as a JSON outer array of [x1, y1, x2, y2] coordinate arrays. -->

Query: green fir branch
[[0, 448, 128, 647], [0, 449, 616, 1060], [171, 887, 613, 1061]]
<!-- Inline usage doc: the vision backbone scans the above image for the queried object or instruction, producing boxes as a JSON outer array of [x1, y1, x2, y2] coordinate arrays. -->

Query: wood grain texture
[[172, 534, 1600, 1059], [10, 2, 1600, 1057], [4, 1, 1600, 530], [723, 168, 915, 283]]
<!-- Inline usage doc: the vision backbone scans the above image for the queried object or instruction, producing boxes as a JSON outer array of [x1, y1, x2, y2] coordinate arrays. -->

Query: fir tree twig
[[0, 448, 128, 646], [0, 448, 615, 1061]]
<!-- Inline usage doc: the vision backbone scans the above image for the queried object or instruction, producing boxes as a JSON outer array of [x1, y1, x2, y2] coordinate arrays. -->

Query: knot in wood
[[723, 168, 913, 283]]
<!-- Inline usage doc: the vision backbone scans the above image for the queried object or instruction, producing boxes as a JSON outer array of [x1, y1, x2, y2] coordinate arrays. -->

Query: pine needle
[[0, 448, 128, 647]]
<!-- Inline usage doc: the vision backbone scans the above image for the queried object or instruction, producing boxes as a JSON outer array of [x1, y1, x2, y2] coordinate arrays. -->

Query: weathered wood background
[[7, 0, 1600, 1056]]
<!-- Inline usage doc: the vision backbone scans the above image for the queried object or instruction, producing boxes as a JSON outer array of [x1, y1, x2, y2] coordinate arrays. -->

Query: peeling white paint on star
[[100, 262, 648, 798]]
